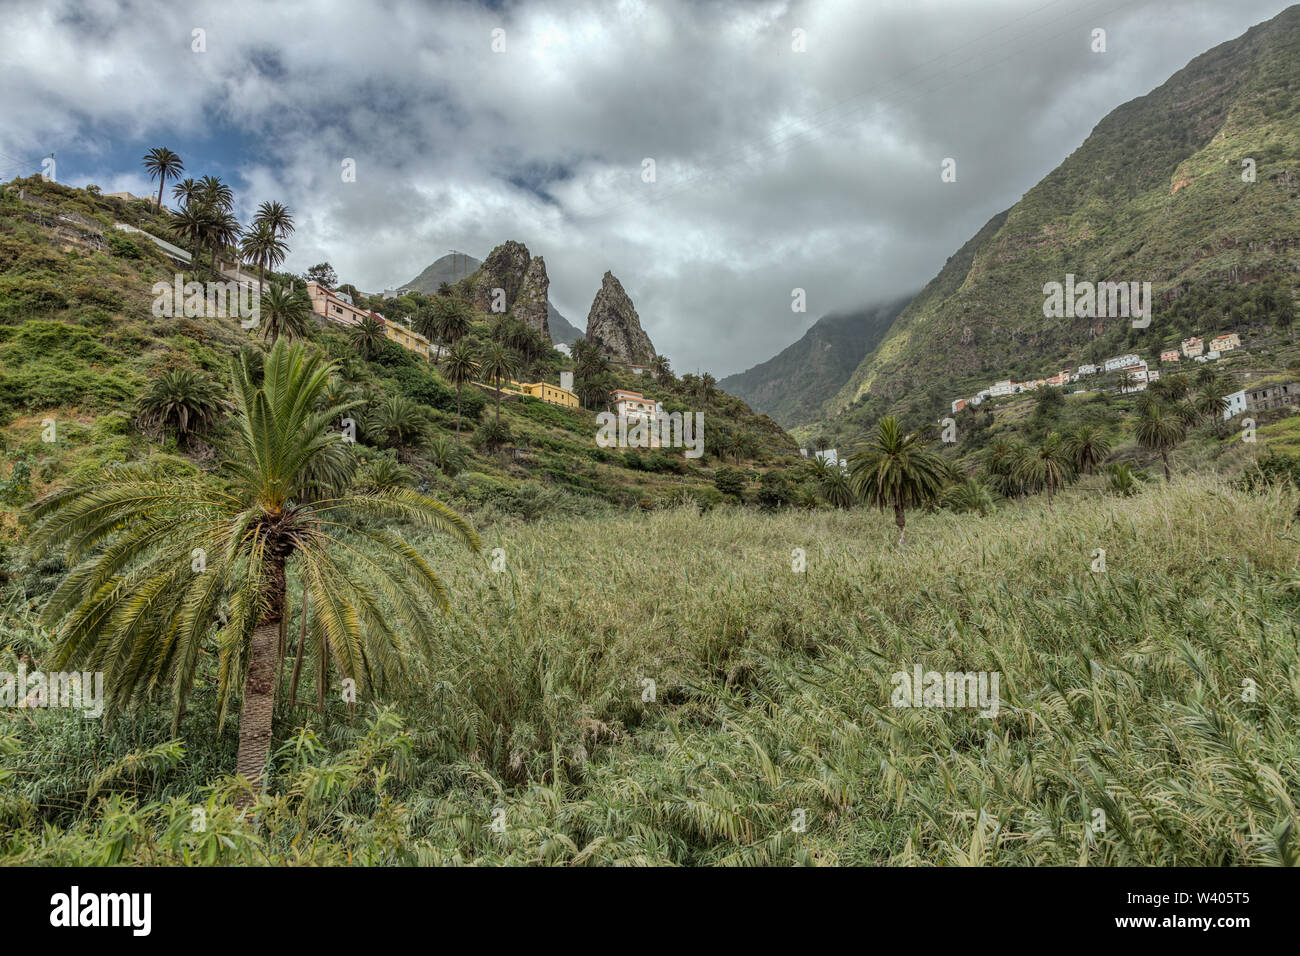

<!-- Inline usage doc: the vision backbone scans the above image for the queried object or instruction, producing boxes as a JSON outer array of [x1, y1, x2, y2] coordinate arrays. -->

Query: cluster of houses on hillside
[[305, 280, 587, 411], [950, 332, 1244, 415]]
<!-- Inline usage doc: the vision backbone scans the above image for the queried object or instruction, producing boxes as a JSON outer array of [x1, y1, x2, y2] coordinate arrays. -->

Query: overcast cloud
[[0, 0, 1291, 375]]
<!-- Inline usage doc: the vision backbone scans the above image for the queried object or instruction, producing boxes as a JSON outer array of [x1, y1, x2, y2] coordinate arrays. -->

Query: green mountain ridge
[[819, 3, 1300, 442], [718, 294, 912, 432]]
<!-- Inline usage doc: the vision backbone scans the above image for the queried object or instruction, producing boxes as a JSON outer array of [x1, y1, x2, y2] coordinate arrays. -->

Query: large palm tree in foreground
[[849, 416, 949, 546], [27, 340, 480, 794]]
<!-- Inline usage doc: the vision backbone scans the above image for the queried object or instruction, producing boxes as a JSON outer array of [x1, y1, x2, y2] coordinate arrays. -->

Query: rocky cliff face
[[516, 256, 550, 342], [466, 240, 551, 342], [584, 271, 656, 365]]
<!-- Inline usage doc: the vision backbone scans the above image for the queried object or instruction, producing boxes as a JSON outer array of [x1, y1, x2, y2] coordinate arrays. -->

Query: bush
[[714, 466, 746, 501], [756, 470, 794, 510], [104, 232, 143, 259]]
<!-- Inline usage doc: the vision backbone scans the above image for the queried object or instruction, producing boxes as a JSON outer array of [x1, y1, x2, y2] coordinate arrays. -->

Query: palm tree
[[239, 222, 287, 292], [848, 416, 949, 546], [196, 207, 241, 273], [983, 440, 1024, 501], [252, 200, 295, 239], [442, 339, 480, 440], [26, 340, 479, 792], [136, 368, 225, 448], [699, 372, 717, 402], [1062, 425, 1111, 475], [819, 464, 855, 509], [365, 394, 428, 452], [431, 298, 472, 351], [258, 282, 313, 344], [1134, 404, 1187, 482], [651, 354, 673, 384], [350, 314, 386, 359], [170, 202, 212, 260], [171, 177, 201, 209], [1195, 377, 1232, 437], [142, 147, 184, 211], [428, 435, 466, 476], [1106, 462, 1143, 497], [576, 371, 614, 411], [1014, 432, 1073, 503], [1276, 301, 1295, 342], [198, 175, 234, 213], [478, 341, 518, 426], [943, 477, 995, 515]]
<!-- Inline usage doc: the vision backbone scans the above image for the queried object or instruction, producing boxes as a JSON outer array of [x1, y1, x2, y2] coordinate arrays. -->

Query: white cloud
[[0, 0, 1290, 375]]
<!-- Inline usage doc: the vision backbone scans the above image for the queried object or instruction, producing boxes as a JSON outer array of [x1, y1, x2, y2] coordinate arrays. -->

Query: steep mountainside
[[403, 250, 582, 344], [822, 4, 1300, 438], [718, 294, 912, 429]]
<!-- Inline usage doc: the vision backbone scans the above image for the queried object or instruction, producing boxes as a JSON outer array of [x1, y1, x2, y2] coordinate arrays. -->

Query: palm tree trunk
[[455, 386, 463, 440], [288, 586, 309, 707], [1161, 451, 1172, 482], [234, 556, 286, 799], [155, 179, 165, 211], [893, 503, 906, 547]]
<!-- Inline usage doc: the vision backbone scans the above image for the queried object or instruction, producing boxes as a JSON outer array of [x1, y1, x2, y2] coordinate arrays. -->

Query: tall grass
[[2, 476, 1297, 864]]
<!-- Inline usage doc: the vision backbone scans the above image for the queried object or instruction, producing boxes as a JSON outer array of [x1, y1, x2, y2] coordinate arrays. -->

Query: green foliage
[[104, 232, 143, 259], [713, 466, 746, 501], [756, 469, 794, 510]]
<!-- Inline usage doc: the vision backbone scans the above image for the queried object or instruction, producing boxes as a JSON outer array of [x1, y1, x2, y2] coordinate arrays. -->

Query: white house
[[1104, 354, 1141, 373], [989, 380, 1016, 398], [1076, 364, 1098, 376], [815, 448, 848, 470], [1223, 389, 1248, 421]]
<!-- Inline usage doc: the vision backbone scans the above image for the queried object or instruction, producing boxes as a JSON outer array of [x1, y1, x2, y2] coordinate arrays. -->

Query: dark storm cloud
[[0, 0, 1291, 374]]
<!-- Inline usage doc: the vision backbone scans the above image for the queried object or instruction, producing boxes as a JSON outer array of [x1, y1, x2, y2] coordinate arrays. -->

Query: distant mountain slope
[[402, 251, 583, 344], [822, 4, 1300, 437], [719, 295, 912, 429]]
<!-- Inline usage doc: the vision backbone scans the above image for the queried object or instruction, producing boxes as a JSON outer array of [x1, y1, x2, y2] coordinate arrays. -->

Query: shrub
[[714, 466, 746, 501]]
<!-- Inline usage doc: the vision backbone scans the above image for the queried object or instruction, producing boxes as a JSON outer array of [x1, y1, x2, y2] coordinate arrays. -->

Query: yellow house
[[383, 320, 432, 359], [476, 378, 580, 409], [520, 381, 580, 408]]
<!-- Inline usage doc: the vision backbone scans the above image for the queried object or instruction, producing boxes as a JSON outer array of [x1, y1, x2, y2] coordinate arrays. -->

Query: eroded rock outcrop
[[467, 240, 551, 342], [584, 271, 655, 365]]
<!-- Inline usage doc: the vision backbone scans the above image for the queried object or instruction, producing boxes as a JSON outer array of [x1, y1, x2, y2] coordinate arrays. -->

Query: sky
[[0, 0, 1292, 376]]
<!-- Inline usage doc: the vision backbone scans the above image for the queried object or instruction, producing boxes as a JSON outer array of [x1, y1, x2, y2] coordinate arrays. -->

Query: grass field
[[2, 475, 1297, 865]]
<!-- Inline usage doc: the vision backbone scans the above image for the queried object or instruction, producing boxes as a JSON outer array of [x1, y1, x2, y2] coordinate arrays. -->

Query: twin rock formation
[[464, 241, 656, 365]]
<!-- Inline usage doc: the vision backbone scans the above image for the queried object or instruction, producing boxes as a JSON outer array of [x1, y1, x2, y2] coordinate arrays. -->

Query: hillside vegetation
[[0, 175, 798, 555]]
